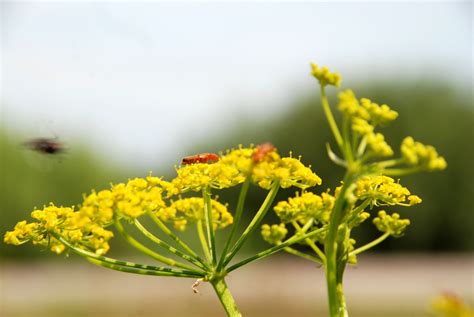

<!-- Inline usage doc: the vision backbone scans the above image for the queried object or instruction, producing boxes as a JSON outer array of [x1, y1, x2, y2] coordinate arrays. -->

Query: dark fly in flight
[[23, 138, 67, 155]]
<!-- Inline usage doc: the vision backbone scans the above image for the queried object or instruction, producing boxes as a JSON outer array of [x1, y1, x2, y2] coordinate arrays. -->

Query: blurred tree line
[[1, 80, 472, 260]]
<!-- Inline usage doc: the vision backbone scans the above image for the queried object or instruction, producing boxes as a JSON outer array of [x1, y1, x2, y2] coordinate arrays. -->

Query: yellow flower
[[261, 223, 288, 245], [352, 118, 374, 136], [355, 175, 421, 207], [273, 191, 334, 224], [310, 63, 342, 87], [401, 137, 447, 171], [3, 221, 39, 245], [170, 162, 243, 194], [111, 178, 166, 219], [366, 132, 394, 157], [253, 157, 322, 190], [4, 203, 115, 255], [360, 98, 398, 126], [338, 90, 369, 119], [220, 146, 256, 176], [157, 197, 233, 231], [373, 210, 410, 237], [431, 293, 473, 317]]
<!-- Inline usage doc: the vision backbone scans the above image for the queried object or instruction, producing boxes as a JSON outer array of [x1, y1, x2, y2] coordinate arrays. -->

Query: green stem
[[383, 167, 421, 176], [345, 199, 371, 226], [133, 219, 207, 271], [292, 221, 326, 263], [217, 177, 251, 271], [227, 226, 327, 273], [342, 116, 354, 163], [115, 219, 199, 272], [203, 187, 217, 265], [336, 283, 349, 317], [223, 181, 280, 267], [284, 246, 323, 264], [211, 278, 242, 317], [321, 85, 344, 154], [197, 220, 212, 262], [373, 158, 403, 168], [349, 232, 390, 257], [324, 171, 355, 317], [147, 211, 208, 268], [53, 233, 203, 278], [86, 258, 201, 278]]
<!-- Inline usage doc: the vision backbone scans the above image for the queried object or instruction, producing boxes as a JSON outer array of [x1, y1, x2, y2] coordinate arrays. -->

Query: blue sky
[[1, 1, 472, 169]]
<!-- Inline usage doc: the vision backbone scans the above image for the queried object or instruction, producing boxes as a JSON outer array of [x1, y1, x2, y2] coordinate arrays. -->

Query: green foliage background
[[1, 80, 472, 259]]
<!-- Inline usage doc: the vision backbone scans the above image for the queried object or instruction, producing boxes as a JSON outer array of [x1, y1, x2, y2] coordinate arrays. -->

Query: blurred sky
[[1, 1, 472, 170]]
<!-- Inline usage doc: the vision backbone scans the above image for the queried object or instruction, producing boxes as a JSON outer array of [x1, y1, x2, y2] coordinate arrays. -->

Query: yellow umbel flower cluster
[[261, 223, 288, 245], [253, 157, 322, 190], [273, 191, 334, 224], [401, 137, 447, 171], [170, 146, 321, 193], [338, 90, 398, 128], [157, 197, 233, 231], [359, 98, 398, 127], [4, 205, 114, 255], [355, 175, 422, 207], [169, 163, 243, 194], [310, 63, 342, 87], [373, 210, 410, 237], [82, 177, 166, 220], [337, 89, 397, 158]]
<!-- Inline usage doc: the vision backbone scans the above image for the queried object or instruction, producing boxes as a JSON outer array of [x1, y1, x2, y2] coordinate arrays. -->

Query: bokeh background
[[1, 2, 472, 317]]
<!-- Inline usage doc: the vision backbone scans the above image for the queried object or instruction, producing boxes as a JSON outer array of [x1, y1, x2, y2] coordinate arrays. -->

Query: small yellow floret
[[310, 63, 342, 87], [401, 137, 447, 171], [373, 210, 410, 237], [157, 197, 233, 231], [366, 132, 394, 157], [261, 223, 288, 245], [338, 90, 369, 119], [360, 98, 398, 126]]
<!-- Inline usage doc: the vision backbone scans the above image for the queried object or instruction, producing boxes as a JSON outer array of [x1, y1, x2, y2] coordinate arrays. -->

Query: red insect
[[23, 138, 66, 155], [181, 153, 220, 165], [252, 142, 276, 162]]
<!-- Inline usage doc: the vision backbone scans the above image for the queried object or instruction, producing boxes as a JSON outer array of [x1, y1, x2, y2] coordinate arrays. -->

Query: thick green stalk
[[211, 278, 242, 317], [133, 219, 207, 270], [324, 171, 355, 317], [342, 116, 354, 163], [217, 177, 251, 271], [222, 181, 280, 267], [203, 187, 217, 265]]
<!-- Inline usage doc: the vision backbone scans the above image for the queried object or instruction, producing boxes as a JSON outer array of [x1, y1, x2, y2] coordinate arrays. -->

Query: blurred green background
[[2, 80, 472, 259]]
